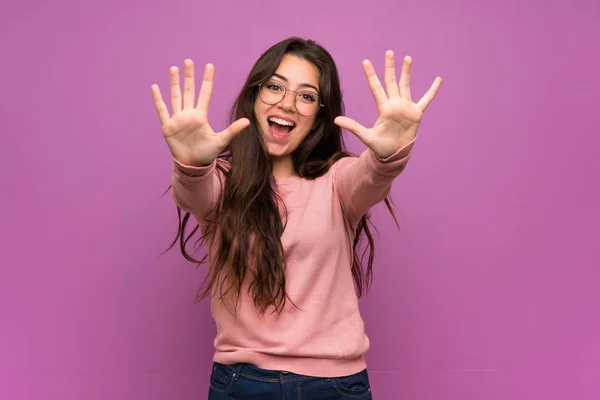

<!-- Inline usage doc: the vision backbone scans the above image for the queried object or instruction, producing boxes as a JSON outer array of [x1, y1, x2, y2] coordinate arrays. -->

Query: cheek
[[254, 95, 272, 115], [299, 116, 317, 134]]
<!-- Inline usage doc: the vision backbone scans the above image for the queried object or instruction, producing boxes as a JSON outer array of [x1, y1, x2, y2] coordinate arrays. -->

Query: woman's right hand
[[151, 59, 250, 167]]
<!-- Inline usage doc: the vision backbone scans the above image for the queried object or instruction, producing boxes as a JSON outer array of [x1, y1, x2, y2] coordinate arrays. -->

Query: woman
[[151, 37, 441, 399]]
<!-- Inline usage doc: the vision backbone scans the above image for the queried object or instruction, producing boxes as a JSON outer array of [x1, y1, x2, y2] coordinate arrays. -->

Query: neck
[[271, 155, 296, 179]]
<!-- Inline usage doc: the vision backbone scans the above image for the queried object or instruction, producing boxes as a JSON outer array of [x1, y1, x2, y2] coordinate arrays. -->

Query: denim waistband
[[220, 362, 323, 383]]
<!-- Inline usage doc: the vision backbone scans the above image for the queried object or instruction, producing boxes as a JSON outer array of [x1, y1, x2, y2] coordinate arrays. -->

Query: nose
[[278, 91, 296, 112]]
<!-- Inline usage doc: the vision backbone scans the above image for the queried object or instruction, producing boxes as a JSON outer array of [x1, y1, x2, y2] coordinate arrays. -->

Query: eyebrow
[[272, 73, 319, 92]]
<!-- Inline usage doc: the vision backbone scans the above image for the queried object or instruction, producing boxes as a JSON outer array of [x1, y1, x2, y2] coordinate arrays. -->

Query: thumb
[[334, 116, 370, 146], [219, 117, 251, 143]]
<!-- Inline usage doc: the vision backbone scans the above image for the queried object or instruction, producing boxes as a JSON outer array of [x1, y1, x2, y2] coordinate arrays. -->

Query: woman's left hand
[[334, 50, 442, 159]]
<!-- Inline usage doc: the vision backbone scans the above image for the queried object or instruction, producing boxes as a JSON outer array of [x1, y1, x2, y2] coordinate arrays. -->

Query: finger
[[169, 66, 182, 114], [334, 116, 371, 146], [151, 84, 170, 126], [183, 59, 195, 109], [197, 63, 214, 114], [362, 60, 388, 107], [399, 55, 412, 100], [417, 77, 443, 111], [384, 50, 400, 98], [219, 117, 251, 143]]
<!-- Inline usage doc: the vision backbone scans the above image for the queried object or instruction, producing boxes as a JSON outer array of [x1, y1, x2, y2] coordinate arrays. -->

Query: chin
[[266, 144, 292, 159]]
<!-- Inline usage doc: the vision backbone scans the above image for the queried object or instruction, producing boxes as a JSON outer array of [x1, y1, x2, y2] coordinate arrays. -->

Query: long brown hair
[[166, 37, 397, 314]]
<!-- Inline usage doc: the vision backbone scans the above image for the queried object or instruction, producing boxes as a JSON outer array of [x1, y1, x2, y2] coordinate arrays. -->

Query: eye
[[298, 92, 318, 103], [265, 81, 284, 92]]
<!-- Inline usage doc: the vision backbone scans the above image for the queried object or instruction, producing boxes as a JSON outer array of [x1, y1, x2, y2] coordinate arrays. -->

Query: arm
[[333, 138, 415, 224], [171, 158, 225, 225], [150, 59, 249, 223], [332, 50, 441, 223]]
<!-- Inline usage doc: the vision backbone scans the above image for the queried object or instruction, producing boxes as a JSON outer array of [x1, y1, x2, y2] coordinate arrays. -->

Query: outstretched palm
[[335, 51, 442, 159], [151, 59, 249, 167]]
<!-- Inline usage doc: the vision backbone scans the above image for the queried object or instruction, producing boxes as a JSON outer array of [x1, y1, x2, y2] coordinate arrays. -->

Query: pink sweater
[[171, 139, 415, 378]]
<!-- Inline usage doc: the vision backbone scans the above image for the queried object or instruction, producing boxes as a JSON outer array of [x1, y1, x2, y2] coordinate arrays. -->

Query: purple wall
[[1, 0, 599, 398]]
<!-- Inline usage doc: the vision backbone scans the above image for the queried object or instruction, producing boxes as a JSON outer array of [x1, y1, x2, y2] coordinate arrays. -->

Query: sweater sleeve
[[332, 138, 416, 225], [171, 157, 225, 226]]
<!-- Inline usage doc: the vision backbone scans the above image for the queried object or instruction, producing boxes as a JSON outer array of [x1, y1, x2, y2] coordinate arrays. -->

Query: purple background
[[1, 0, 599, 398]]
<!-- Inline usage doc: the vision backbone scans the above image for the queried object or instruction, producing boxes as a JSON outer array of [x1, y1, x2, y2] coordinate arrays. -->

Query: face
[[254, 54, 321, 160]]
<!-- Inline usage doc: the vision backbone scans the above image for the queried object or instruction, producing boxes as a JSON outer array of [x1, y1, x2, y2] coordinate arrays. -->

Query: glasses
[[258, 79, 324, 116]]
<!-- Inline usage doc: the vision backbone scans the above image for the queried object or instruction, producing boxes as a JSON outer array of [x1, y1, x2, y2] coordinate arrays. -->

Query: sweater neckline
[[274, 175, 300, 185]]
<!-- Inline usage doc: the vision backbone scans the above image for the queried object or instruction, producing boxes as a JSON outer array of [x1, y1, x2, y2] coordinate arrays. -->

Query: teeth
[[269, 117, 295, 127]]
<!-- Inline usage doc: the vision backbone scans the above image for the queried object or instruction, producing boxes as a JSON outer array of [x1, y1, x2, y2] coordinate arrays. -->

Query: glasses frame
[[257, 80, 324, 116]]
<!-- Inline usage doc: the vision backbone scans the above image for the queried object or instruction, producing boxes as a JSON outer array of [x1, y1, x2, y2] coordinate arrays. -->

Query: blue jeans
[[208, 362, 373, 399]]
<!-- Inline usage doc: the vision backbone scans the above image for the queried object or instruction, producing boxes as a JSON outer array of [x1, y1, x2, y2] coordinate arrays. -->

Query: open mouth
[[268, 116, 295, 137]]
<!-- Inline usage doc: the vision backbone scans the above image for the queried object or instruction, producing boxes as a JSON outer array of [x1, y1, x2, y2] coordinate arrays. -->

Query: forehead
[[274, 54, 320, 89]]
